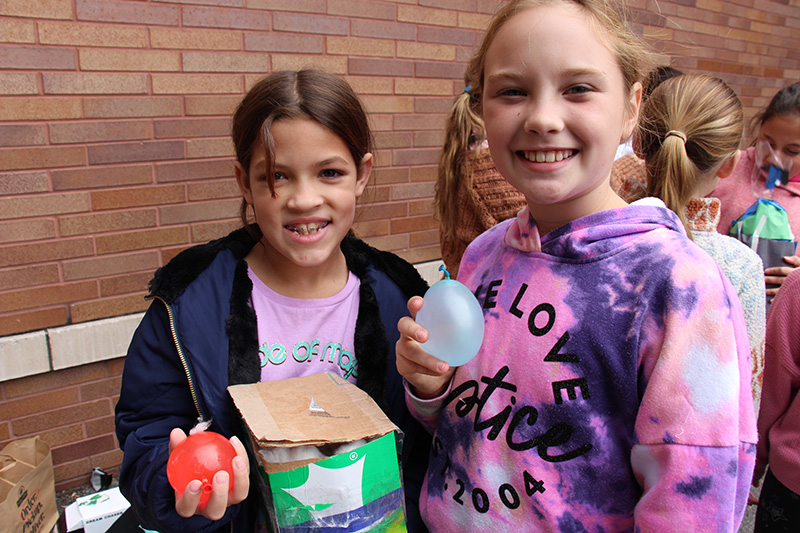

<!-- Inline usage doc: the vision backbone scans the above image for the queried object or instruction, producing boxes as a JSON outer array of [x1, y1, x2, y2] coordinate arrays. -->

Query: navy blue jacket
[[115, 227, 431, 532]]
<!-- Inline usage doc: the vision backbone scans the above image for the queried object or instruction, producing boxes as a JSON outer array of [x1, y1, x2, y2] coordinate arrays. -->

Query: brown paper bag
[[0, 436, 59, 533]]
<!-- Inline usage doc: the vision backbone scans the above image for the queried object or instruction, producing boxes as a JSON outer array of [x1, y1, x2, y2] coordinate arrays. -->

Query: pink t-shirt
[[248, 267, 360, 383]]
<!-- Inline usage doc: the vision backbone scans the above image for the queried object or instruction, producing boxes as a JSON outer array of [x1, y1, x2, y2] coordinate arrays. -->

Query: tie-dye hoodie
[[409, 199, 757, 532]]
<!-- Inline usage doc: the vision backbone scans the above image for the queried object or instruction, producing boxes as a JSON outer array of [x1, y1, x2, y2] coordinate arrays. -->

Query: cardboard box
[[229, 372, 406, 532], [74, 487, 130, 533]]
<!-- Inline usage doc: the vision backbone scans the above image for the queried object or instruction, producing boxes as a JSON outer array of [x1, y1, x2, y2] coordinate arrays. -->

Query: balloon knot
[[438, 264, 451, 280]]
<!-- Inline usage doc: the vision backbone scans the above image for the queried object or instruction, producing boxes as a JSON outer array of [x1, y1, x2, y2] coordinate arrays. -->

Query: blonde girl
[[396, 1, 756, 530]]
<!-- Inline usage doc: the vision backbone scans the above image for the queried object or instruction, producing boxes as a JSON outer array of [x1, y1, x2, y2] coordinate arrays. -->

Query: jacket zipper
[[152, 296, 205, 421], [153, 297, 237, 533]]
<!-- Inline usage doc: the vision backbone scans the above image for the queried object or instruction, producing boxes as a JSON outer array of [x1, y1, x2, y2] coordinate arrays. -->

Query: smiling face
[[757, 114, 800, 180], [235, 117, 371, 278], [481, 3, 641, 231]]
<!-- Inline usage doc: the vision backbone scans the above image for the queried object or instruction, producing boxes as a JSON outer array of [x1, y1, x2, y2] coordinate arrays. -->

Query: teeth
[[524, 150, 573, 163], [287, 222, 328, 235]]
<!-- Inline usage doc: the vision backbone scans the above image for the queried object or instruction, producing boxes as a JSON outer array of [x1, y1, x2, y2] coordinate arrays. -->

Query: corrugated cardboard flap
[[228, 373, 397, 448]]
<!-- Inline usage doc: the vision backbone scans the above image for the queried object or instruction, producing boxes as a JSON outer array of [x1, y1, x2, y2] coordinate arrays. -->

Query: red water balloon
[[167, 431, 237, 509]]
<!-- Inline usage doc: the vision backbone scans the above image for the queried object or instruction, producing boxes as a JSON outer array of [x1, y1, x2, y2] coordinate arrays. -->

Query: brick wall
[[1, 0, 798, 491]]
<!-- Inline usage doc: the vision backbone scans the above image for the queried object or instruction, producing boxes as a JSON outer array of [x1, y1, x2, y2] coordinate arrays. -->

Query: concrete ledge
[[0, 259, 445, 383], [0, 313, 144, 383], [49, 313, 145, 371], [0, 331, 50, 382]]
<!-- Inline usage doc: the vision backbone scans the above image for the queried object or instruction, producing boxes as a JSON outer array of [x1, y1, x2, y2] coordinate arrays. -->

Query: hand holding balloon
[[415, 266, 485, 367], [168, 426, 250, 521]]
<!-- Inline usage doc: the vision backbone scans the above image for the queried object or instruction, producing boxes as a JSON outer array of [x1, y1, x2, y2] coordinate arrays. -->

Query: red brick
[[350, 19, 416, 40], [91, 185, 185, 211], [398, 5, 458, 27], [38, 424, 85, 448], [374, 132, 412, 150], [80, 377, 122, 403], [71, 293, 150, 323], [328, 0, 396, 20], [0, 264, 59, 291], [49, 120, 150, 145], [183, 5, 271, 30], [99, 272, 151, 297], [391, 214, 438, 234], [0, 171, 49, 194], [420, 0, 476, 10], [414, 96, 455, 114], [84, 96, 182, 119], [59, 209, 157, 237], [96, 227, 189, 255], [76, 0, 179, 26], [349, 58, 415, 77], [190, 220, 242, 243], [0, 19, 35, 43], [415, 60, 469, 79], [0, 72, 38, 95], [0, 193, 91, 220], [410, 166, 437, 182], [409, 198, 435, 216], [188, 179, 241, 201], [0, 422, 10, 441], [0, 145, 86, 171], [0, 124, 46, 147], [0, 307, 68, 336], [418, 24, 476, 46], [0, 97, 82, 121], [372, 167, 410, 185], [152, 73, 242, 95], [89, 449, 124, 472], [1, 281, 97, 313], [363, 233, 409, 252], [273, 12, 348, 34], [63, 251, 160, 281], [393, 148, 440, 167], [0, 44, 75, 70], [0, 237, 92, 269], [87, 140, 184, 165], [43, 72, 148, 95], [85, 415, 115, 438], [0, 219, 56, 244], [54, 459, 91, 489], [186, 138, 235, 159], [52, 435, 116, 464], [184, 95, 241, 117], [159, 199, 240, 224], [38, 21, 147, 48], [156, 159, 234, 183], [3, 363, 109, 399], [414, 130, 445, 147], [356, 202, 407, 222], [52, 165, 153, 191], [79, 49, 181, 72], [2, 387, 81, 419], [154, 117, 231, 139], [394, 114, 447, 131], [150, 27, 241, 50], [12, 399, 112, 436]]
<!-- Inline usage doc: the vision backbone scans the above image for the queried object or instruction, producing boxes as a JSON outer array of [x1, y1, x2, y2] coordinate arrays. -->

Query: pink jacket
[[754, 268, 800, 494]]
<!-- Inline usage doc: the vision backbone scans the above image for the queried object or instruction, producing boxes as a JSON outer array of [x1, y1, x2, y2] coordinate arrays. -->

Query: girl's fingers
[[229, 436, 250, 504], [174, 480, 202, 518], [168, 427, 186, 454], [201, 470, 231, 521]]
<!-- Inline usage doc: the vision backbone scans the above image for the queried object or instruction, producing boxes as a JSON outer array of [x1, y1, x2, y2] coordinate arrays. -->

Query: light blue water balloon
[[416, 265, 485, 366]]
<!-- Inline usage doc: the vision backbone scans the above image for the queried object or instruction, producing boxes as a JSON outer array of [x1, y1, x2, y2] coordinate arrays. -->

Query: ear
[[354, 153, 373, 198], [234, 161, 254, 205], [716, 150, 742, 179], [621, 81, 643, 141]]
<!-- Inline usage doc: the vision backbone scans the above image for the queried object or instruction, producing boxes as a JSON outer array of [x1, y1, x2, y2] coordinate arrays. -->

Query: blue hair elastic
[[464, 86, 471, 93]]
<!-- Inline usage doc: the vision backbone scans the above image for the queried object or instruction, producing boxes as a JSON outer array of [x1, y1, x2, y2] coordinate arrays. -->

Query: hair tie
[[665, 130, 687, 143], [464, 86, 472, 94]]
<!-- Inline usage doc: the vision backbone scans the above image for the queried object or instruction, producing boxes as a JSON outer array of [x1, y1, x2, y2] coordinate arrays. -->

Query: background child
[[436, 82, 526, 278], [710, 82, 800, 297], [753, 268, 800, 532], [396, 1, 756, 530], [634, 73, 766, 414], [116, 69, 431, 532]]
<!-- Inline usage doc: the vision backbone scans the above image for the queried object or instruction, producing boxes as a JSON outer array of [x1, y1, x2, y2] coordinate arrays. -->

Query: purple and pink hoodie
[[409, 199, 757, 532]]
